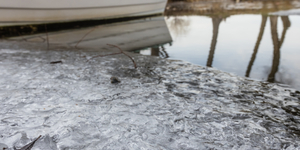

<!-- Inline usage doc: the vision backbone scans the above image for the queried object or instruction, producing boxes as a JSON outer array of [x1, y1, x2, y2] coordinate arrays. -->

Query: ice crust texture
[[0, 42, 300, 150]]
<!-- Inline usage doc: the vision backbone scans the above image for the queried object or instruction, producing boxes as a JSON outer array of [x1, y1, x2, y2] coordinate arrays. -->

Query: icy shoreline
[[0, 41, 300, 150]]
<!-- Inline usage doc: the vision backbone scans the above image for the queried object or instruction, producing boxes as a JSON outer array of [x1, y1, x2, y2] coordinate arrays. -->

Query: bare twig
[[90, 52, 122, 59], [107, 44, 137, 69], [38, 36, 46, 42], [18, 135, 42, 150], [88, 44, 137, 69], [44, 24, 49, 48], [75, 26, 98, 48]]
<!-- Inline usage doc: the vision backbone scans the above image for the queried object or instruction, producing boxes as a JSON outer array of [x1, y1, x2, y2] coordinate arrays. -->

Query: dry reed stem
[[88, 44, 137, 69], [107, 44, 137, 69], [19, 135, 42, 150], [90, 52, 122, 59], [75, 26, 98, 48]]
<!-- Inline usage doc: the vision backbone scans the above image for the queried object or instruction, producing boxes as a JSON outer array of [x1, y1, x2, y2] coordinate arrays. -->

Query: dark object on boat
[[110, 77, 121, 84], [16, 135, 42, 150], [50, 61, 63, 64]]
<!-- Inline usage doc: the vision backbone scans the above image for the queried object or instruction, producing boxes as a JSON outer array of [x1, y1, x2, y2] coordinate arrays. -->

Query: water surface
[[138, 14, 300, 90]]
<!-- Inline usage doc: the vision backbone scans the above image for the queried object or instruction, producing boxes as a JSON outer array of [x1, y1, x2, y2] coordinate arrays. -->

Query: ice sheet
[[0, 41, 300, 149]]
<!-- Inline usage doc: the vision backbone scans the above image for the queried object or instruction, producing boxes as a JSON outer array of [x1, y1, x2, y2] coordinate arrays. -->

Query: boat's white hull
[[0, 0, 167, 26]]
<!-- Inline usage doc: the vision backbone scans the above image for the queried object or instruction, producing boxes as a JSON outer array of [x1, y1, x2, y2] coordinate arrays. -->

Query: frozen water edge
[[0, 41, 300, 150]]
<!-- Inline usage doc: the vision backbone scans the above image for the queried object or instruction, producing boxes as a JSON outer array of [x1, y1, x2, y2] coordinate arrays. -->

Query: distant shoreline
[[165, 0, 300, 17], [168, 0, 293, 2]]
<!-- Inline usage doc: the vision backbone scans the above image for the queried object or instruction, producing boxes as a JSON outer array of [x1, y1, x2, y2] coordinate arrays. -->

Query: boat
[[0, 0, 167, 26]]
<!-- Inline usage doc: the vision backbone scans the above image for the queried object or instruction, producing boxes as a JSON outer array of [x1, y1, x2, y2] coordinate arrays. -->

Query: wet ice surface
[[0, 41, 300, 150]]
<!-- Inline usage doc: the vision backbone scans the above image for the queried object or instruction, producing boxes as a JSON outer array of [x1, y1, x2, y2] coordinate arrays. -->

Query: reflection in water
[[151, 46, 169, 58], [136, 45, 169, 58], [162, 0, 300, 88], [151, 47, 160, 56], [165, 16, 190, 38], [204, 15, 292, 83], [268, 16, 290, 83], [206, 17, 223, 67], [3, 16, 172, 52], [268, 16, 281, 82], [165, 0, 300, 16], [280, 16, 291, 47], [245, 15, 267, 77]]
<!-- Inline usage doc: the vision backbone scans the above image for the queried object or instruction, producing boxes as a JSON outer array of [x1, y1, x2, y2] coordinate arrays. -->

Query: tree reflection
[[267, 16, 280, 82], [245, 15, 268, 77], [165, 0, 297, 86], [244, 15, 291, 83], [267, 16, 290, 82], [166, 16, 191, 38], [279, 16, 291, 48], [206, 17, 223, 67]]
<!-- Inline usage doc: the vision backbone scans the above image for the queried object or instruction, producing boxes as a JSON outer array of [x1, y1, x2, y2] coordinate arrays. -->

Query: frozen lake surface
[[0, 41, 300, 149]]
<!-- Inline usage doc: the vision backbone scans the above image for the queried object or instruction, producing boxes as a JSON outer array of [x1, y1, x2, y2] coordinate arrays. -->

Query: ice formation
[[0, 41, 300, 149]]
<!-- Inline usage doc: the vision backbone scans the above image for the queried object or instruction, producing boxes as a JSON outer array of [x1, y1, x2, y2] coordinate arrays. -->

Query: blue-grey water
[[137, 15, 300, 90]]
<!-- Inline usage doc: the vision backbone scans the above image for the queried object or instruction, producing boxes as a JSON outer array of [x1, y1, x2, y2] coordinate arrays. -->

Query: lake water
[[137, 14, 300, 90]]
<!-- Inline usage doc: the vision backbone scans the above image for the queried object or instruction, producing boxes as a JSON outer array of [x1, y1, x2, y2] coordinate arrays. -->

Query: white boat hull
[[0, 0, 167, 25]]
